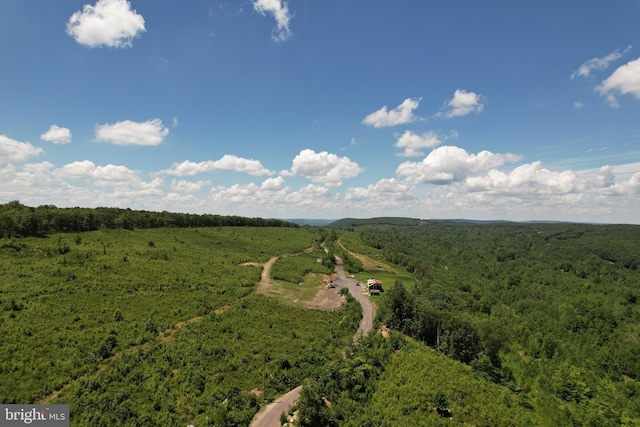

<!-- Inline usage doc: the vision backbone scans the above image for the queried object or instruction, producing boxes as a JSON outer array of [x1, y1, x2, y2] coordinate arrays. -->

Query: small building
[[367, 278, 383, 295]]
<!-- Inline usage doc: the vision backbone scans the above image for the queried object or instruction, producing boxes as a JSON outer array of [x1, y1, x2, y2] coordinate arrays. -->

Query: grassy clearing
[[269, 273, 327, 304]]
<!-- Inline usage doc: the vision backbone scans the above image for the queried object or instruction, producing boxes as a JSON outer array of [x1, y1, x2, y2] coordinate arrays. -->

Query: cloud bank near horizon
[[2, 130, 638, 223]]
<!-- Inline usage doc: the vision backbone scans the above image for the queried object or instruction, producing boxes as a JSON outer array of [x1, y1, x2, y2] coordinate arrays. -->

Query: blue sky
[[1, 0, 639, 223]]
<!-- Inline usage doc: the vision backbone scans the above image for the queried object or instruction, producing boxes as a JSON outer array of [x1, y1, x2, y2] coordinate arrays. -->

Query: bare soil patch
[[304, 284, 344, 310]]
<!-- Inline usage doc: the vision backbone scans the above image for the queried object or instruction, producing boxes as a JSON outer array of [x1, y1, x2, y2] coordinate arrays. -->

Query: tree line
[[0, 201, 297, 237]]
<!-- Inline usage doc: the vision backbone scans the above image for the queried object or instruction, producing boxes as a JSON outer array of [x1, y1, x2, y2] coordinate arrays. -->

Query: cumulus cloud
[[362, 98, 421, 128], [621, 172, 640, 195], [0, 135, 43, 165], [47, 160, 164, 206], [396, 145, 521, 184], [345, 178, 415, 202], [253, 0, 293, 42], [597, 57, 640, 107], [395, 130, 443, 157], [287, 149, 363, 187], [440, 89, 484, 118], [93, 164, 139, 183], [54, 160, 145, 186], [161, 154, 273, 177], [595, 164, 640, 196], [170, 179, 211, 193], [95, 119, 169, 146], [465, 162, 582, 195], [594, 165, 615, 188], [261, 176, 286, 191], [66, 0, 146, 48], [54, 160, 97, 180], [207, 182, 329, 216], [571, 46, 631, 79], [41, 125, 72, 144]]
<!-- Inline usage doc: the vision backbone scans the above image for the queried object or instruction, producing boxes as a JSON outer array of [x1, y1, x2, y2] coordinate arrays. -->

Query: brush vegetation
[[295, 222, 640, 426], [2, 203, 639, 426], [0, 202, 360, 425]]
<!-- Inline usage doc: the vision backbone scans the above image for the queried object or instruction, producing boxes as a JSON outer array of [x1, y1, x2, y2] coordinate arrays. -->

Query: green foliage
[[0, 225, 324, 405], [62, 295, 362, 426], [294, 333, 535, 426], [322, 231, 363, 274], [4, 214, 640, 426], [354, 221, 640, 424], [271, 253, 333, 284], [348, 341, 536, 426], [0, 201, 297, 238]]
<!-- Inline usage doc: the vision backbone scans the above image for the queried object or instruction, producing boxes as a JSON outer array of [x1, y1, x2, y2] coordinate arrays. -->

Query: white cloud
[[395, 130, 443, 157], [594, 165, 615, 188], [261, 176, 286, 191], [287, 184, 331, 205], [207, 182, 329, 216], [595, 164, 640, 196], [287, 149, 363, 187], [210, 183, 261, 204], [362, 98, 421, 128], [440, 89, 484, 118], [93, 164, 140, 183], [622, 172, 640, 195], [465, 162, 582, 195], [212, 154, 273, 176], [95, 119, 169, 146], [4, 159, 164, 209], [161, 155, 273, 177], [54, 160, 148, 188], [54, 160, 97, 180], [573, 101, 584, 109], [571, 46, 631, 79], [41, 125, 72, 144], [170, 179, 211, 193], [0, 135, 43, 165], [253, 0, 293, 42], [345, 178, 415, 202], [67, 0, 145, 48], [3, 156, 640, 223], [396, 145, 521, 184], [597, 57, 640, 107]]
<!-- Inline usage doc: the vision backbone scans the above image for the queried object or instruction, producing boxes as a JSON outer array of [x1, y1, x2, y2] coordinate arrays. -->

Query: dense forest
[[294, 221, 640, 426], [0, 201, 296, 237]]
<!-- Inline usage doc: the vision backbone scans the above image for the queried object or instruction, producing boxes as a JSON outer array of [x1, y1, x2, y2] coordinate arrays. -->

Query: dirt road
[[249, 386, 303, 427], [250, 257, 376, 427], [334, 256, 375, 338]]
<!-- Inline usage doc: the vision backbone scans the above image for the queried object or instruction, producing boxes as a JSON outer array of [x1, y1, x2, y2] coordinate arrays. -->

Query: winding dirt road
[[333, 257, 375, 339], [250, 256, 375, 427]]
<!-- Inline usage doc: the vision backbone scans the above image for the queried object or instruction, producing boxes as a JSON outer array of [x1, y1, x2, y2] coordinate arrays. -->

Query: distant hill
[[328, 217, 592, 228], [328, 217, 425, 227], [284, 218, 336, 227]]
